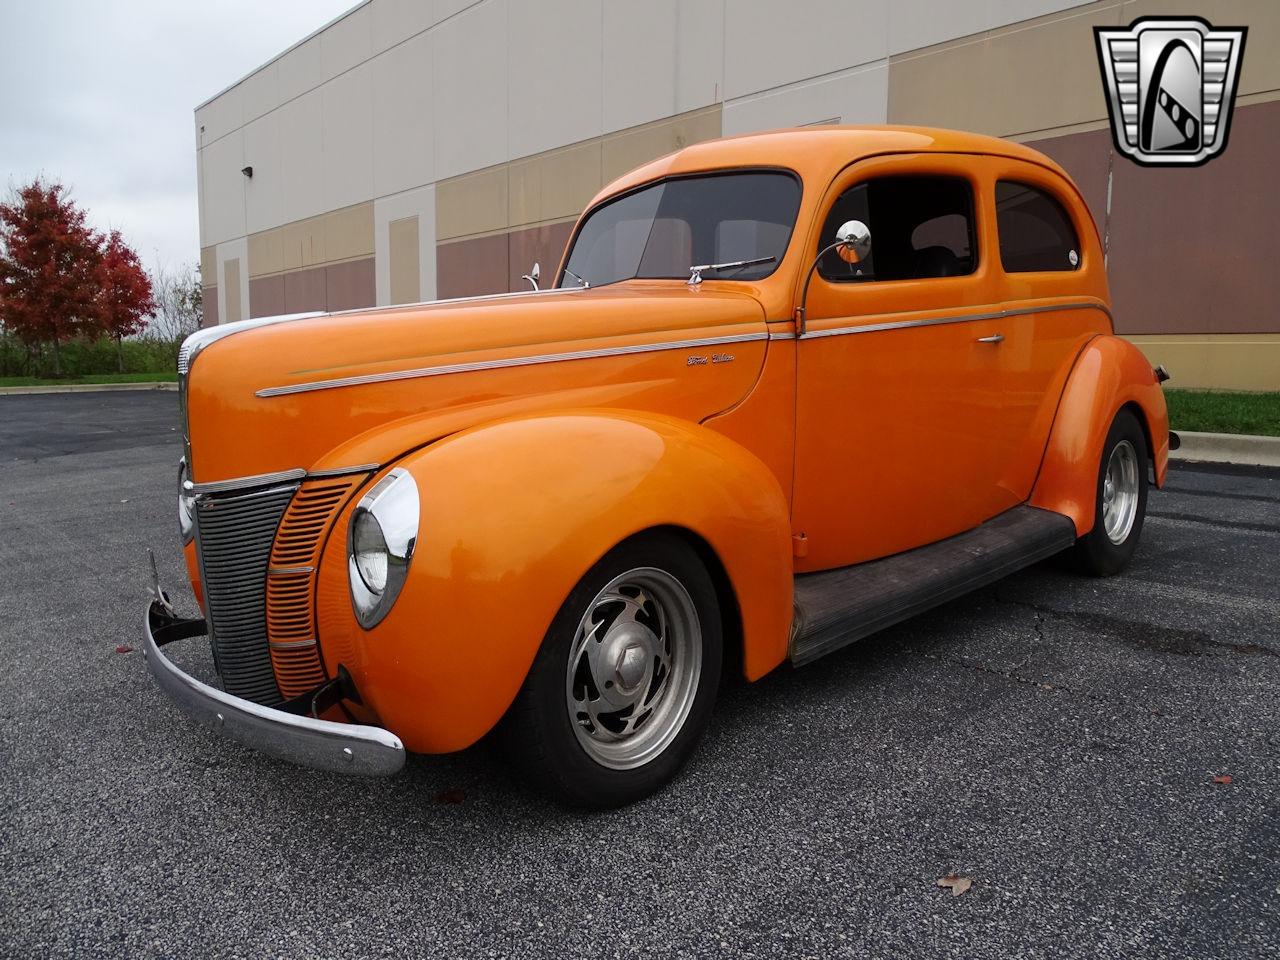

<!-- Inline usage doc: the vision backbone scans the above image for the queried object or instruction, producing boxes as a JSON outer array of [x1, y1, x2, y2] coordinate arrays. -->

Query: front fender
[[331, 410, 793, 754], [1031, 335, 1169, 536]]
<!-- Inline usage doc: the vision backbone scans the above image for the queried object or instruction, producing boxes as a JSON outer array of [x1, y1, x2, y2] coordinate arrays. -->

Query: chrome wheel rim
[[1102, 439, 1139, 545], [565, 567, 701, 770]]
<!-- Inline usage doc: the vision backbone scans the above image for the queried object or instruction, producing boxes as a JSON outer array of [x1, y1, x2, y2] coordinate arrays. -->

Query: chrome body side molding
[[798, 300, 1113, 341], [769, 300, 1111, 342], [255, 332, 772, 398]]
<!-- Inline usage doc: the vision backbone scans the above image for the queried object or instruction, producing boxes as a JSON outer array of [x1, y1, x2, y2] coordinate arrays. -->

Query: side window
[[995, 180, 1080, 273], [818, 176, 976, 282]]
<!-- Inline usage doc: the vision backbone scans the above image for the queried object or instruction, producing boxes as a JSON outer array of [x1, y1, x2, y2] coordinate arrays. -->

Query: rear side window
[[818, 176, 976, 283], [995, 181, 1080, 273]]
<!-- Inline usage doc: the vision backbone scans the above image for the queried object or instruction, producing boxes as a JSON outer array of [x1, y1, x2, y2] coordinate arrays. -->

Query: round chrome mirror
[[835, 220, 871, 264]]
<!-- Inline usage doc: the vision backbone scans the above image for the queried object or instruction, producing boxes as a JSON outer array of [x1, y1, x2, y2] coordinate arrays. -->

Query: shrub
[[0, 332, 179, 378]]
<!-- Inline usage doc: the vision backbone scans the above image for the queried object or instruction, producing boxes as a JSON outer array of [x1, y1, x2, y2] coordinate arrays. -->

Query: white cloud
[[0, 0, 357, 274]]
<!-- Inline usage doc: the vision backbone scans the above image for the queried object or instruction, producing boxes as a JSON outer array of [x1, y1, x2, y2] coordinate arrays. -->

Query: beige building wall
[[387, 216, 420, 305], [194, 0, 1278, 390]]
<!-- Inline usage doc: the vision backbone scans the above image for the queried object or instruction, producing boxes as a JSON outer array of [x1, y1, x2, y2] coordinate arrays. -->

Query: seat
[[913, 245, 965, 278]]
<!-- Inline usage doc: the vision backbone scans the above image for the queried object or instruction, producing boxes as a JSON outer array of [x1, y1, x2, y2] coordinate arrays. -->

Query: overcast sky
[[0, 0, 355, 275]]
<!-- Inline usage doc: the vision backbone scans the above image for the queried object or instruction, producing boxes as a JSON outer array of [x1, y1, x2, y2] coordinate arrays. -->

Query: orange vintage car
[[144, 126, 1173, 807]]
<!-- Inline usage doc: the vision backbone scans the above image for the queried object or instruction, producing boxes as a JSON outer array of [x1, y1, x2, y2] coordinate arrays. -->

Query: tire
[[1070, 408, 1149, 576], [502, 532, 722, 809]]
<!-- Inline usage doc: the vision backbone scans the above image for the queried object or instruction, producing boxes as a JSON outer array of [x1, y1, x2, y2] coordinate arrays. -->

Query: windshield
[[558, 171, 801, 288]]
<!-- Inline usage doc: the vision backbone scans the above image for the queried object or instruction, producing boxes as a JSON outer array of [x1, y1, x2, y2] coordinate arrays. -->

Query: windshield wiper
[[562, 267, 589, 288], [687, 255, 776, 285]]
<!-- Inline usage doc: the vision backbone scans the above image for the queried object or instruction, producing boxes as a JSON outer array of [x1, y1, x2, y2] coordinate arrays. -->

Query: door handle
[[976, 333, 1004, 344]]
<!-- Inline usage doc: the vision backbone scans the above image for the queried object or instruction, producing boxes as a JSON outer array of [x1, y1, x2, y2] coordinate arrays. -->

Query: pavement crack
[[907, 645, 1079, 696]]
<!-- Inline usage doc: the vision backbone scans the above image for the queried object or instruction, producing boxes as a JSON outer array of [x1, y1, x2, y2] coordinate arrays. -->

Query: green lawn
[[1165, 389, 1280, 437], [0, 372, 177, 387]]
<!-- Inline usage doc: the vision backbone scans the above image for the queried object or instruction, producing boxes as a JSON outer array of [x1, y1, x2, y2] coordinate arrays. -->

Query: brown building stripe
[[200, 286, 218, 328], [248, 257, 376, 318], [436, 219, 577, 300], [1029, 98, 1280, 337]]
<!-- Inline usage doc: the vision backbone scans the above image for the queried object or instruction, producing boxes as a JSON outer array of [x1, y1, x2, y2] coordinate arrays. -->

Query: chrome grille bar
[[194, 483, 299, 706]]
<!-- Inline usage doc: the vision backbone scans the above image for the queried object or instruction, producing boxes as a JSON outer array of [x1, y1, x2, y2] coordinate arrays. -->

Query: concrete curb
[[0, 381, 177, 396], [1170, 430, 1280, 468]]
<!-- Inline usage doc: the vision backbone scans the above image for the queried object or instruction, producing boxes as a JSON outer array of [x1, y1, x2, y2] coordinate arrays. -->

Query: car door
[[791, 153, 1014, 571], [986, 158, 1112, 503]]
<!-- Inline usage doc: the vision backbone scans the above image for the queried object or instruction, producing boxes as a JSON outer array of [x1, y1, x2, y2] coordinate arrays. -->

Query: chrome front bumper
[[142, 599, 405, 777]]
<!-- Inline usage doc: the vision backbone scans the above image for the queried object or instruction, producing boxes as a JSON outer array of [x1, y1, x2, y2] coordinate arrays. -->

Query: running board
[[790, 505, 1077, 666]]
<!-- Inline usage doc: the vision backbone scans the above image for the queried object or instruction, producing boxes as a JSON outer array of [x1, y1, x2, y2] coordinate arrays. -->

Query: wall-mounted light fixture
[[241, 166, 254, 178]]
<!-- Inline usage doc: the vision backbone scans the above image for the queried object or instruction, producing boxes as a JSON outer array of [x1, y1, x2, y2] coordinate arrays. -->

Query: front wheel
[[1070, 408, 1149, 576], [502, 532, 722, 808]]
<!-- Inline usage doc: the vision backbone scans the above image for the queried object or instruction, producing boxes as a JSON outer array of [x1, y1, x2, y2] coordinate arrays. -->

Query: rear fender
[[1031, 335, 1169, 536], [345, 410, 793, 753]]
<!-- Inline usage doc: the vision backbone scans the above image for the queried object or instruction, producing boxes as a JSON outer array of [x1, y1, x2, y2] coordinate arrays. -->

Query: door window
[[995, 181, 1080, 272], [817, 176, 976, 282]]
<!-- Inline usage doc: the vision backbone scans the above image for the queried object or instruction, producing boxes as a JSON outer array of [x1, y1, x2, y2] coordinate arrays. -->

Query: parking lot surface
[[2, 392, 1278, 959]]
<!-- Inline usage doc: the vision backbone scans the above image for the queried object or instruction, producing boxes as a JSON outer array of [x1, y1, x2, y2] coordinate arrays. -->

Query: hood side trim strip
[[255, 332, 770, 398]]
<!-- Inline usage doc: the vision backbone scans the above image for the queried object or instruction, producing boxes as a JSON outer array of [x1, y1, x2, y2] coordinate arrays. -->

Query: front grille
[[265, 475, 367, 698], [195, 483, 298, 705]]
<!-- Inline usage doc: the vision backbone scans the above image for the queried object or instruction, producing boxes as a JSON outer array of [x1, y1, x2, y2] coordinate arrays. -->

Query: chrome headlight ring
[[178, 458, 195, 545], [347, 468, 419, 630]]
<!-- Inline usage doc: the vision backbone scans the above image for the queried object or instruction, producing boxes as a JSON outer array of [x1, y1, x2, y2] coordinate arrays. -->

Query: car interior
[[819, 175, 976, 282]]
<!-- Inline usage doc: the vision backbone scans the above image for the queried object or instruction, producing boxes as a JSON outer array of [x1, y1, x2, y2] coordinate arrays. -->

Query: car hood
[[183, 282, 770, 484]]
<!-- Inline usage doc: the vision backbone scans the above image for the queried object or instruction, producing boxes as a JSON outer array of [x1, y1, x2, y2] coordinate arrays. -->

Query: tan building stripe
[[435, 103, 722, 243], [1127, 335, 1280, 392], [246, 201, 375, 279], [388, 216, 420, 305], [887, 1, 1123, 138]]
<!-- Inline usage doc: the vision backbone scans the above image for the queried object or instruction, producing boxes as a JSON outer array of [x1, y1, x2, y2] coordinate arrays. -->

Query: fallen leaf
[[1212, 774, 1232, 785], [436, 788, 465, 805], [937, 874, 972, 897], [115, 644, 134, 654]]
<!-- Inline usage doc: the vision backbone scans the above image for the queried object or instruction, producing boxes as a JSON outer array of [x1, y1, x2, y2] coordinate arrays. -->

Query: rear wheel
[[1071, 408, 1149, 576], [503, 532, 722, 808]]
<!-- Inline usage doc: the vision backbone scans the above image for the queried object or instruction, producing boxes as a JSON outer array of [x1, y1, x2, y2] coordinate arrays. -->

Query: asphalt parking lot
[[2, 392, 1278, 959]]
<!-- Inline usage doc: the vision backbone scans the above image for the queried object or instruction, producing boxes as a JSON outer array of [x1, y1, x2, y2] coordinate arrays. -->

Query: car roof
[[591, 125, 1072, 208]]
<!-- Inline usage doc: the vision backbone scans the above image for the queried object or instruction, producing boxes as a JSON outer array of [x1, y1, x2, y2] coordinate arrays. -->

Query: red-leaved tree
[[97, 230, 155, 371], [0, 180, 104, 376]]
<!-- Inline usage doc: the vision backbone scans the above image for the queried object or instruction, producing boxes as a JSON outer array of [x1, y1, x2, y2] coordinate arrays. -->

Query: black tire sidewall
[[507, 532, 723, 808], [1076, 408, 1149, 576]]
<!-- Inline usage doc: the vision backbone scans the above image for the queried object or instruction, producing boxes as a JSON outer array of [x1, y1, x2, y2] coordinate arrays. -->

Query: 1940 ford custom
[[144, 127, 1172, 807]]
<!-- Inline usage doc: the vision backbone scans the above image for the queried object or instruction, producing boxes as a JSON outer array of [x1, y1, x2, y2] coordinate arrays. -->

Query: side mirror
[[521, 262, 541, 291], [795, 220, 873, 336], [834, 220, 871, 264]]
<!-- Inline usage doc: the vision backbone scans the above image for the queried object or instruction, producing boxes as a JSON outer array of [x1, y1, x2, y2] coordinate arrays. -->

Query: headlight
[[351, 509, 389, 592], [347, 468, 418, 629], [178, 458, 195, 544]]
